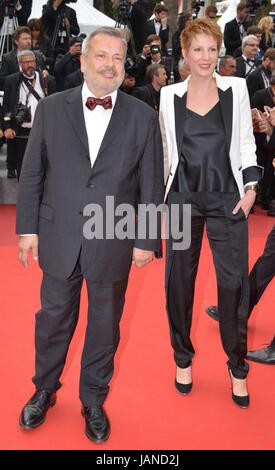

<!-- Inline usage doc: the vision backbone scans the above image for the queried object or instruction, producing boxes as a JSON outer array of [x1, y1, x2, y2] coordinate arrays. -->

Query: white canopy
[[30, 0, 116, 36]]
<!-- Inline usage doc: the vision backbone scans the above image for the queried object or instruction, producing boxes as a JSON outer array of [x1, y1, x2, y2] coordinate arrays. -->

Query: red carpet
[[0, 204, 274, 450]]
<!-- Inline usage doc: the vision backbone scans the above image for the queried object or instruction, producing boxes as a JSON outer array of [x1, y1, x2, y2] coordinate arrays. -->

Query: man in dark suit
[[134, 34, 171, 86], [146, 3, 169, 56], [17, 27, 164, 443], [224, 2, 250, 56], [235, 35, 260, 79], [3, 49, 56, 179], [132, 63, 167, 112], [0, 26, 45, 89], [128, 0, 148, 54], [246, 48, 275, 101], [0, 26, 45, 178], [42, 0, 80, 55], [63, 68, 83, 90]]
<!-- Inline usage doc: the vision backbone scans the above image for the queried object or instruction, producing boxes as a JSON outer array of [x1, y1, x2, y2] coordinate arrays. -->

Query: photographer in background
[[224, 2, 251, 57], [42, 0, 80, 56], [132, 63, 167, 112], [127, 0, 147, 54], [134, 34, 170, 86], [54, 35, 82, 90], [3, 49, 56, 179], [146, 3, 169, 56], [0, 26, 46, 89]]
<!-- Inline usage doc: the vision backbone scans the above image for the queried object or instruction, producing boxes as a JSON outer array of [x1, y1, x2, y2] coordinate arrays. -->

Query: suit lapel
[[65, 86, 89, 154], [95, 89, 130, 159], [217, 86, 233, 155], [174, 92, 187, 159]]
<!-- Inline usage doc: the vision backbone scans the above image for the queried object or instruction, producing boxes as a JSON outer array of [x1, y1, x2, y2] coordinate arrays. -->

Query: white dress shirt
[[19, 71, 45, 128], [82, 81, 117, 168]]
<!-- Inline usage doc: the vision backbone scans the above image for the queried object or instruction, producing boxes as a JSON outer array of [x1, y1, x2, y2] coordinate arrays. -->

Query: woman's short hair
[[180, 18, 223, 53]]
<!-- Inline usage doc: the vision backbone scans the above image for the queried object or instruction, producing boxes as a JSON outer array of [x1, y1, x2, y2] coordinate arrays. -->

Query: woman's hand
[[232, 190, 256, 218]]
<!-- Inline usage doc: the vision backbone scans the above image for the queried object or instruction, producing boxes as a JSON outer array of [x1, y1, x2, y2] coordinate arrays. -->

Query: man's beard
[[84, 69, 124, 95]]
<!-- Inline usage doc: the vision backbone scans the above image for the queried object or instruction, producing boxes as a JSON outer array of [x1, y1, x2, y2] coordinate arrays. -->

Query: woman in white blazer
[[159, 19, 262, 408]]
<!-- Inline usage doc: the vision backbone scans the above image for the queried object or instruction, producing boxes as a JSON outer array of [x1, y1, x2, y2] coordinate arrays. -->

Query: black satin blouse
[[175, 102, 237, 193]]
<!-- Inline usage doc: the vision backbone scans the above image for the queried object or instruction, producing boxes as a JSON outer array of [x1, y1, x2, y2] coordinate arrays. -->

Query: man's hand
[[0, 129, 3, 139], [69, 43, 82, 56], [142, 44, 150, 57], [4, 128, 16, 139], [132, 248, 154, 268], [160, 12, 168, 28], [18, 235, 39, 268], [232, 191, 256, 219]]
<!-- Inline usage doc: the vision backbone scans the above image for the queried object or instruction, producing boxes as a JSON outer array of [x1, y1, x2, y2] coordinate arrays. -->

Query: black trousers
[[8, 130, 30, 180], [247, 224, 275, 316], [166, 192, 249, 379], [33, 258, 128, 406]]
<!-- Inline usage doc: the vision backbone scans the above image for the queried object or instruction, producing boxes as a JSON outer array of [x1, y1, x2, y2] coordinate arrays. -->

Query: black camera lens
[[150, 45, 160, 55]]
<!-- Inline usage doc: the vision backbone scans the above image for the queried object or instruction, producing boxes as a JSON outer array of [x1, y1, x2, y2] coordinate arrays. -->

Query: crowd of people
[[0, 0, 274, 445]]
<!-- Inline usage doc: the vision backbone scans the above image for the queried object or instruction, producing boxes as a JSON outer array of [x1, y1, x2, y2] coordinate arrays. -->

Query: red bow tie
[[86, 96, 112, 111]]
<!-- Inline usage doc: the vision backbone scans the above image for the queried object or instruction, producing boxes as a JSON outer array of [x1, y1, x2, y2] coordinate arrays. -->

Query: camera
[[191, 0, 205, 16], [15, 103, 32, 125], [150, 44, 161, 55]]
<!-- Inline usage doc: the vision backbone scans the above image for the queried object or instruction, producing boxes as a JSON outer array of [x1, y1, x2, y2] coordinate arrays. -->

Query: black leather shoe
[[19, 390, 56, 429], [82, 406, 110, 443], [205, 305, 219, 321], [246, 337, 275, 365], [175, 379, 192, 395], [228, 370, 249, 409], [7, 169, 16, 179]]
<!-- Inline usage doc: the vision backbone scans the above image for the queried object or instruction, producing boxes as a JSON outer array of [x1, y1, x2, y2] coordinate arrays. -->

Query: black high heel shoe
[[228, 369, 249, 409], [175, 366, 193, 395]]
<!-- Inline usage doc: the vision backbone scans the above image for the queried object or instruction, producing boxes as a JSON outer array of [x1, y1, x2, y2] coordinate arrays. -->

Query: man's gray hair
[[242, 34, 258, 51], [17, 49, 36, 61], [82, 27, 127, 57]]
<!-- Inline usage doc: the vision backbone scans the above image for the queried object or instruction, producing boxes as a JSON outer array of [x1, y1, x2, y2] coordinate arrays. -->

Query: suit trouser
[[33, 259, 128, 405], [247, 224, 275, 316], [8, 130, 30, 180], [166, 192, 249, 379]]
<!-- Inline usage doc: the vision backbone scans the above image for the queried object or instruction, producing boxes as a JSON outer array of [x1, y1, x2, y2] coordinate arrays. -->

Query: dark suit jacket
[[246, 66, 270, 101], [132, 83, 160, 112], [64, 69, 83, 90], [146, 19, 169, 55], [235, 56, 260, 79], [0, 49, 45, 89], [129, 0, 148, 54], [3, 71, 56, 132], [16, 87, 164, 281], [224, 18, 250, 56], [0, 0, 32, 28]]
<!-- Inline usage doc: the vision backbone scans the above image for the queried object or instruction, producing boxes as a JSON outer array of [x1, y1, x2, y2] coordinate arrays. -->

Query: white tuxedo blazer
[[159, 72, 262, 201]]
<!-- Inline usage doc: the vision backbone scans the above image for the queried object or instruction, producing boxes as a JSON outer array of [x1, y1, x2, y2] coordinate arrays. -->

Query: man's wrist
[[244, 183, 259, 194]]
